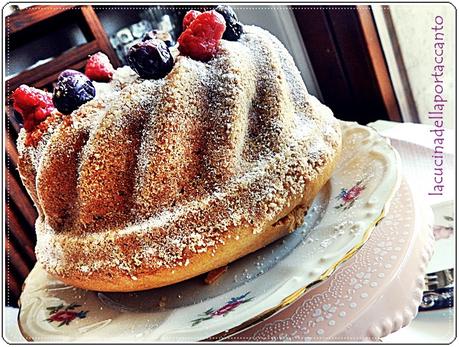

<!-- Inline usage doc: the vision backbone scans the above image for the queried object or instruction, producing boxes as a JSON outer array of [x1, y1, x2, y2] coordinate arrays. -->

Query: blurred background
[[3, 4, 455, 306]]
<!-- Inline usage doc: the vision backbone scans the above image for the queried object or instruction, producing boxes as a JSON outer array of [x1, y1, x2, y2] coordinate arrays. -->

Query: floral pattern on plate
[[191, 292, 253, 326], [335, 179, 366, 210], [46, 303, 88, 327]]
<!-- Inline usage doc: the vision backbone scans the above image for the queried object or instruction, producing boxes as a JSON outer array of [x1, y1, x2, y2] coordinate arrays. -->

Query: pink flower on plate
[[212, 301, 242, 316], [343, 185, 364, 202], [335, 179, 366, 210], [45, 303, 88, 327], [191, 292, 253, 326]]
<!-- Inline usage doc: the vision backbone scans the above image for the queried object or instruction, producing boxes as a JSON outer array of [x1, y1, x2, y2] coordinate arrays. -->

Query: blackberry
[[128, 39, 174, 79], [142, 30, 174, 47], [215, 5, 244, 41]]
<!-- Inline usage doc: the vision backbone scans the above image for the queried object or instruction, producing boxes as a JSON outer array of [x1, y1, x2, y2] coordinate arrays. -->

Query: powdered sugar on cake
[[17, 26, 341, 279]]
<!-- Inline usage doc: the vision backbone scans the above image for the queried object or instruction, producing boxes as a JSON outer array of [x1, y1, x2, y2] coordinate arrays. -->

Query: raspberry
[[85, 52, 114, 82], [182, 10, 201, 30], [12, 85, 54, 131], [178, 10, 226, 62]]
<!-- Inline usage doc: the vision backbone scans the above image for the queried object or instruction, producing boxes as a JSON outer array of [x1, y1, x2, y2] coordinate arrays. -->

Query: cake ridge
[[16, 25, 342, 290]]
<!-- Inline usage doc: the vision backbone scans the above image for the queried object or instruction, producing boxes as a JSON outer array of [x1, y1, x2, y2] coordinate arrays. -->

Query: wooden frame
[[6, 5, 76, 34], [292, 5, 402, 123], [371, 5, 419, 123], [357, 6, 402, 122], [5, 5, 120, 92]]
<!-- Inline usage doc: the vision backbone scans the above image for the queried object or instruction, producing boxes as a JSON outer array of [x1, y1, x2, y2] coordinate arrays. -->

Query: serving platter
[[18, 121, 401, 342]]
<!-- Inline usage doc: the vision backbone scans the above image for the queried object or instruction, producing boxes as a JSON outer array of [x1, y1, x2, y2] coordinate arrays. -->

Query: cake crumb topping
[[17, 26, 341, 281]]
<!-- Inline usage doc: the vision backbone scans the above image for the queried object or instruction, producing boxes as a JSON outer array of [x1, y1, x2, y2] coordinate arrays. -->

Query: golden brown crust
[[40, 148, 339, 292]]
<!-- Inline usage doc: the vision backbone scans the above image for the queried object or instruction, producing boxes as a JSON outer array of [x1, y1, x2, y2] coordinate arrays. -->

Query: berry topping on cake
[[178, 10, 226, 62], [53, 69, 96, 114], [215, 5, 244, 41], [85, 52, 114, 82], [127, 39, 174, 79], [142, 30, 174, 47], [12, 85, 54, 131], [182, 10, 201, 30]]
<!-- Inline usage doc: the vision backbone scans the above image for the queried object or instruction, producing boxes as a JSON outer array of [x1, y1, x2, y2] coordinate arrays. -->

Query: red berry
[[183, 10, 201, 30], [85, 52, 114, 82], [178, 10, 226, 62], [12, 85, 54, 131]]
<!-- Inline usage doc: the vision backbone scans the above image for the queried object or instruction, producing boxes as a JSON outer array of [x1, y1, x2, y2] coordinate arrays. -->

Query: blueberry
[[142, 30, 174, 47], [53, 70, 96, 114], [127, 39, 174, 79], [215, 5, 244, 41]]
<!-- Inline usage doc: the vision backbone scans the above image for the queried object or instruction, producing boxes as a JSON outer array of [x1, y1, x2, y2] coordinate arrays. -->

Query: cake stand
[[17, 122, 422, 342], [228, 179, 434, 341]]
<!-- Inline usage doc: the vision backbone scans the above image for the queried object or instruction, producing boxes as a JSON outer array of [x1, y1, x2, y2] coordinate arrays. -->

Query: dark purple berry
[[127, 39, 174, 79], [142, 30, 174, 47], [223, 21, 243, 41], [53, 70, 96, 114], [215, 5, 238, 22], [214, 5, 244, 41]]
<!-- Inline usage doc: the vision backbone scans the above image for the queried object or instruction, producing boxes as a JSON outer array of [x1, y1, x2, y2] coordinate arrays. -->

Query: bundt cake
[[15, 8, 341, 291]]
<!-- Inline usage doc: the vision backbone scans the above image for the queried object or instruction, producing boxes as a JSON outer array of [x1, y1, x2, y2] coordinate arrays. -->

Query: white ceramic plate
[[18, 122, 401, 342]]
